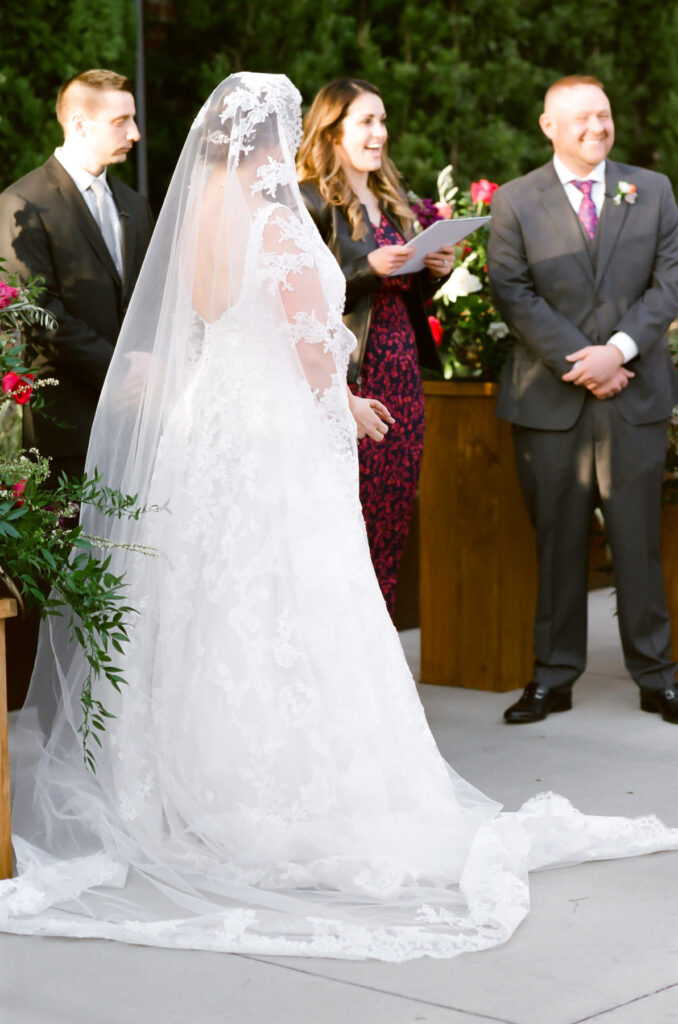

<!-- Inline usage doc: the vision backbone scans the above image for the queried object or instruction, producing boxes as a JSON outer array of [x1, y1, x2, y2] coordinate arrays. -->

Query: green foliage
[[3, 1, 678, 205], [137, 0, 678, 210], [66, 0, 138, 70], [2, 469, 154, 773], [0, 454, 155, 771]]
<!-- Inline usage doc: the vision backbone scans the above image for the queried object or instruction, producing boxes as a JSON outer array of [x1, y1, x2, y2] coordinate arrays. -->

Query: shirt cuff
[[607, 332, 638, 363]]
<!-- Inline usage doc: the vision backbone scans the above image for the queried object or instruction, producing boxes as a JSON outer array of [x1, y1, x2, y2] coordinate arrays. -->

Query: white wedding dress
[[2, 73, 677, 961]]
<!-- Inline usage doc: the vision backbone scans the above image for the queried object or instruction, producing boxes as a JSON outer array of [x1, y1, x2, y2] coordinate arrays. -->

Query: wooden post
[[0, 596, 17, 879], [419, 381, 537, 691]]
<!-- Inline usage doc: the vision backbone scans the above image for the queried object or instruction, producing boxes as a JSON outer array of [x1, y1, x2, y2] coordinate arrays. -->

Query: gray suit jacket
[[488, 159, 678, 429]]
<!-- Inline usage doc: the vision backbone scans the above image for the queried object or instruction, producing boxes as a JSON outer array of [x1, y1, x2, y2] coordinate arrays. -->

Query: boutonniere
[[613, 181, 638, 206]]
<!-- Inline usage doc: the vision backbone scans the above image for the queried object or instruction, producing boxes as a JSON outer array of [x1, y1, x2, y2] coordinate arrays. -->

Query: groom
[[488, 75, 678, 724]]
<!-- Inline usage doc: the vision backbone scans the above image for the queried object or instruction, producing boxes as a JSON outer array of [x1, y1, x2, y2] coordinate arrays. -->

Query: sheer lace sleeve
[[261, 206, 345, 396]]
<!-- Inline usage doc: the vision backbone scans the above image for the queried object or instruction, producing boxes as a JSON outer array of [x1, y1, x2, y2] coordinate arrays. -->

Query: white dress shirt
[[552, 155, 638, 363], [54, 147, 123, 275]]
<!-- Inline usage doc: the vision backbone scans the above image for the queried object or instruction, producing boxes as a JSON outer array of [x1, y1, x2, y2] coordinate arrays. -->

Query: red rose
[[428, 315, 444, 346], [11, 479, 27, 506], [2, 372, 34, 405], [0, 282, 20, 310], [470, 179, 499, 206]]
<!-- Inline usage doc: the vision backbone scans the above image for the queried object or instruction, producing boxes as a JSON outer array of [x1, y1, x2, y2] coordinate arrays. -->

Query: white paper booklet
[[391, 215, 491, 275]]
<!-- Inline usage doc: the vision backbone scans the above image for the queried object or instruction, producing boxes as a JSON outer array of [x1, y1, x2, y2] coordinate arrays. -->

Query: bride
[[1, 72, 676, 960]]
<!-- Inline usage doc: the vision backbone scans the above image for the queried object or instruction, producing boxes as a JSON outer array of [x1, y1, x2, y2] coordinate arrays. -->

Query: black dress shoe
[[639, 687, 678, 724], [504, 682, 573, 724]]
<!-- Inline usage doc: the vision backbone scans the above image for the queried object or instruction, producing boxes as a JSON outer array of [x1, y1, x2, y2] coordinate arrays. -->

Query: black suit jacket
[[487, 159, 678, 429], [0, 155, 154, 457], [299, 182, 441, 384]]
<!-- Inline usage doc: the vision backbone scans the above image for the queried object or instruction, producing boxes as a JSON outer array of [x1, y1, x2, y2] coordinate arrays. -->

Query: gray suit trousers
[[513, 397, 675, 691]]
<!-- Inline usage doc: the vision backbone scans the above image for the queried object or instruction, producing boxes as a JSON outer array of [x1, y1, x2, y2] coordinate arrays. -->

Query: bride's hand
[[348, 393, 395, 441], [367, 245, 414, 277]]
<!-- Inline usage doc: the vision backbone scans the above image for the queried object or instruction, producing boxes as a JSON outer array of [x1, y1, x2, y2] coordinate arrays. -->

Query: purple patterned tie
[[572, 179, 598, 239]]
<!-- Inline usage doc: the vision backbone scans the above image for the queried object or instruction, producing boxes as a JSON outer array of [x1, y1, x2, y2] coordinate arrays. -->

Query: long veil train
[[1, 72, 677, 961]]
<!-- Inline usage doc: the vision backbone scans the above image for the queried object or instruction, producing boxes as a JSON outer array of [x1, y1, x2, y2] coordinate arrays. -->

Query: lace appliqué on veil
[[252, 157, 298, 198], [193, 73, 302, 164]]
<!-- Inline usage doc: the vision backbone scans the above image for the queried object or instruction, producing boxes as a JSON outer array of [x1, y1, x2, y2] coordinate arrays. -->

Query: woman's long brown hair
[[297, 78, 413, 241]]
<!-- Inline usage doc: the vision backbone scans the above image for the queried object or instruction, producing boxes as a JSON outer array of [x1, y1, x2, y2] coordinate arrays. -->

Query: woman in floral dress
[[298, 78, 452, 614]]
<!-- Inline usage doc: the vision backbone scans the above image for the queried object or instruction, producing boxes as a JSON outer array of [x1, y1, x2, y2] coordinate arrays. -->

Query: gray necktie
[[90, 178, 122, 275]]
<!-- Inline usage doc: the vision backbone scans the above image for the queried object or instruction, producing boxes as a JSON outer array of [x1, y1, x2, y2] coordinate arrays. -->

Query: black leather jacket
[[299, 182, 442, 385]]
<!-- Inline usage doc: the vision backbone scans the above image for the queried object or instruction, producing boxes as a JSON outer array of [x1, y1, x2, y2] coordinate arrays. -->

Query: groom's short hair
[[544, 75, 606, 110], [56, 70, 134, 129]]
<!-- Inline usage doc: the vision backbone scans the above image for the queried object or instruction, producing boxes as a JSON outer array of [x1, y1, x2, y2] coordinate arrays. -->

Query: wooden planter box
[[419, 381, 537, 691], [661, 499, 678, 663], [0, 597, 17, 879], [6, 605, 40, 712]]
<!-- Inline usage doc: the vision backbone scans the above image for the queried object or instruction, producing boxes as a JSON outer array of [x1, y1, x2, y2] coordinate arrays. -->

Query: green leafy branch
[[48, 551, 136, 775], [0, 461, 158, 771]]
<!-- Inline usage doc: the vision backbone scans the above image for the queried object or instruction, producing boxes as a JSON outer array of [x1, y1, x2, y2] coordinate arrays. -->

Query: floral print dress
[[350, 214, 426, 615]]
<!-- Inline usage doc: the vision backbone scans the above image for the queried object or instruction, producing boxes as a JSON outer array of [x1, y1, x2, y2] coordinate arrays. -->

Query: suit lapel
[[45, 156, 122, 287], [536, 163, 594, 281], [595, 160, 629, 287]]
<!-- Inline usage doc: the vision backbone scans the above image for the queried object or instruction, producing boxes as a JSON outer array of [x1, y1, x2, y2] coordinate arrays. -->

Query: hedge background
[[2, 0, 678, 211]]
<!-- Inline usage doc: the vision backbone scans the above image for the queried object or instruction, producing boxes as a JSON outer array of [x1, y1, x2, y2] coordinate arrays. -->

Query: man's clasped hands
[[562, 343, 633, 399]]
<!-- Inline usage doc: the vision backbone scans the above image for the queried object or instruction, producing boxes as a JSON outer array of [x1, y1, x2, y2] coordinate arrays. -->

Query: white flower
[[613, 180, 638, 206], [435, 266, 483, 303], [487, 321, 510, 340]]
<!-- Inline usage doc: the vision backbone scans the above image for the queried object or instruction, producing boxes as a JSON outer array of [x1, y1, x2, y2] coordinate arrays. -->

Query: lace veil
[[87, 71, 349, 518]]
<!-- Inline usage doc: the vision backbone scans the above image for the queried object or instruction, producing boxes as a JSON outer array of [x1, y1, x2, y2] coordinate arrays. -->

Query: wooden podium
[[0, 597, 17, 879], [419, 381, 537, 691], [661, 500, 678, 663]]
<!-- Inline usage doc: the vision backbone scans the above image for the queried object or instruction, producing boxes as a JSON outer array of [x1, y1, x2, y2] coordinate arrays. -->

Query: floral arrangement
[[0, 262, 153, 770], [411, 167, 512, 381], [0, 269, 60, 449]]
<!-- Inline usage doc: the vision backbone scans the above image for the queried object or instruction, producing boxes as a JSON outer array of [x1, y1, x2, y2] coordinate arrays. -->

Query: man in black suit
[[488, 75, 678, 725], [0, 69, 154, 481]]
